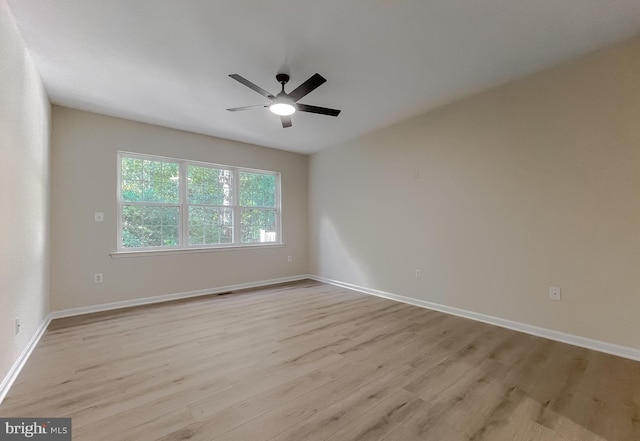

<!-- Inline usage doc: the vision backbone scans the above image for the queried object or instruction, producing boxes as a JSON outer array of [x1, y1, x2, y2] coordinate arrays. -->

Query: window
[[118, 152, 280, 250]]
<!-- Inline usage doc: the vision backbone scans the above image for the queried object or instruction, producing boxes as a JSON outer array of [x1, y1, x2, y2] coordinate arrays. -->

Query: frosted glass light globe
[[269, 101, 296, 116]]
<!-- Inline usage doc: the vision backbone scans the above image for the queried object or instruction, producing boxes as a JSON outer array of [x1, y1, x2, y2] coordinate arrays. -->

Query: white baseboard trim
[[0, 315, 51, 405], [50, 275, 309, 319], [0, 274, 308, 405], [309, 275, 640, 362]]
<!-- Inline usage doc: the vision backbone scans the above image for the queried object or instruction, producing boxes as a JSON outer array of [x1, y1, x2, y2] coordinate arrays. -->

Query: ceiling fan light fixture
[[269, 100, 296, 116]]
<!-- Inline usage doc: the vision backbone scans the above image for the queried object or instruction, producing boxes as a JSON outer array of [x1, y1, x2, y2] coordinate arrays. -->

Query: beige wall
[[309, 37, 640, 349], [0, 1, 51, 383], [50, 107, 308, 311]]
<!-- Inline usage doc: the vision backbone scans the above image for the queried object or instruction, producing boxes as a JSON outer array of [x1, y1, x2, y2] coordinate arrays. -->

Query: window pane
[[162, 225, 179, 247], [188, 166, 233, 205], [122, 204, 180, 248], [239, 172, 276, 207], [188, 206, 233, 245], [121, 157, 144, 202], [240, 209, 277, 243], [121, 156, 179, 203]]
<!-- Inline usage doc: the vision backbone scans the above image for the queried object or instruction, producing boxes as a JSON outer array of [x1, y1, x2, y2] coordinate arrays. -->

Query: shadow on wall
[[317, 216, 369, 287], [0, 16, 50, 392]]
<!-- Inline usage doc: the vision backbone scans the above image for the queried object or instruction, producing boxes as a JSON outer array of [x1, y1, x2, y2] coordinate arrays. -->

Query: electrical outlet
[[94, 273, 103, 283], [15, 318, 20, 335], [415, 269, 421, 278], [549, 286, 561, 301], [287, 256, 292, 262]]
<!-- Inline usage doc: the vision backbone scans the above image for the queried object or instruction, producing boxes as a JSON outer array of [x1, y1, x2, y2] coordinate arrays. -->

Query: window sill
[[110, 243, 285, 259]]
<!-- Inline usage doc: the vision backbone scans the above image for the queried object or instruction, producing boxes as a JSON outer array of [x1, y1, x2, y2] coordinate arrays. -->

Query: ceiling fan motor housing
[[276, 73, 290, 85]]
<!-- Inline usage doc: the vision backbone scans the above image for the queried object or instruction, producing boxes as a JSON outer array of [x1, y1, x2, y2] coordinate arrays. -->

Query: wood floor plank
[[1, 280, 639, 441], [201, 359, 419, 441], [266, 366, 423, 441], [321, 388, 423, 441]]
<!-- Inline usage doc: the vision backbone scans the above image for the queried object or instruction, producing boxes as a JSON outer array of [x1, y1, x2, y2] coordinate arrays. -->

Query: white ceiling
[[7, 0, 640, 154]]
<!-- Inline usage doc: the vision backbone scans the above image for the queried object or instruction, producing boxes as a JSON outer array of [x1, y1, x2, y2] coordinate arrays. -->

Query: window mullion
[[117, 153, 123, 249], [180, 161, 189, 247], [233, 168, 240, 245], [276, 172, 282, 243]]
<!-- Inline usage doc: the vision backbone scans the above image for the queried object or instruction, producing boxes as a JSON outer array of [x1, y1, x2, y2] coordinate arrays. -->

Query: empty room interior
[[2, 1, 640, 440]]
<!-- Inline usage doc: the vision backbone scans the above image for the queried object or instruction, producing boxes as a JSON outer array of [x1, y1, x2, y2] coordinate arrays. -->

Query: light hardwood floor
[[1, 280, 639, 440]]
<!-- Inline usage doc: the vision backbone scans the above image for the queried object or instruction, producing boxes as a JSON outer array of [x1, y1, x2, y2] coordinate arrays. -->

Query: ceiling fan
[[226, 73, 341, 128]]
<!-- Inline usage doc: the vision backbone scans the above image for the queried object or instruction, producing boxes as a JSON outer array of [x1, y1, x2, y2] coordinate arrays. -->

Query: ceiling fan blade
[[229, 74, 274, 99], [287, 73, 327, 102], [281, 116, 292, 128], [226, 104, 268, 112], [297, 103, 341, 117]]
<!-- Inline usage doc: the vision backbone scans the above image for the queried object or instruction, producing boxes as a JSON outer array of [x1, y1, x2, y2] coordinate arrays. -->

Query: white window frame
[[117, 151, 282, 252]]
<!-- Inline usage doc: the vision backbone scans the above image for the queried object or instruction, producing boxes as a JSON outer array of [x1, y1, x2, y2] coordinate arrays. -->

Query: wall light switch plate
[[549, 286, 561, 301], [95, 212, 104, 222]]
